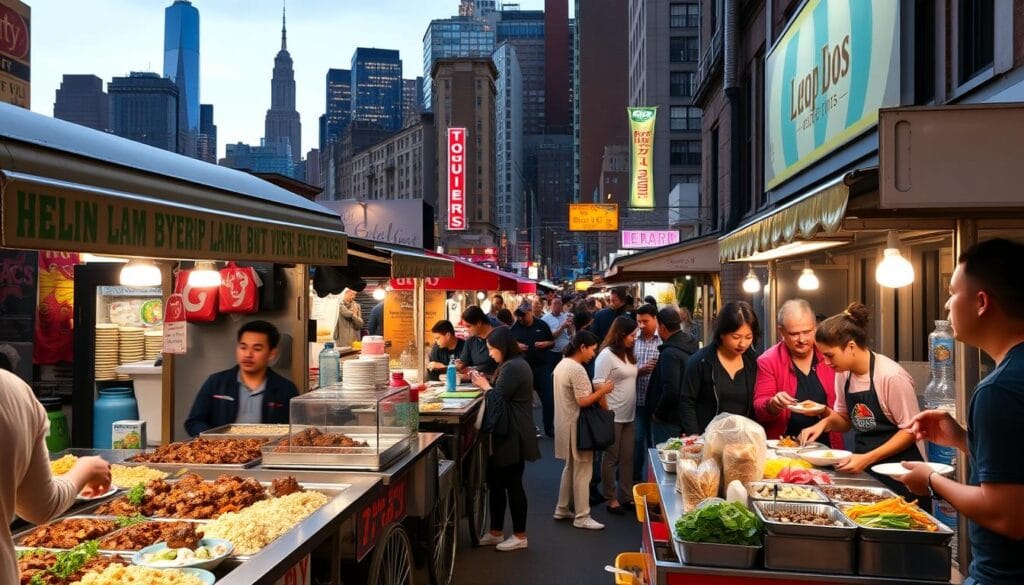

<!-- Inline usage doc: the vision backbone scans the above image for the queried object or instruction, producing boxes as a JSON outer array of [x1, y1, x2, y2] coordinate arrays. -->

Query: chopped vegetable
[[675, 501, 762, 546], [50, 540, 101, 579], [115, 514, 147, 528], [844, 497, 938, 531], [126, 482, 146, 506]]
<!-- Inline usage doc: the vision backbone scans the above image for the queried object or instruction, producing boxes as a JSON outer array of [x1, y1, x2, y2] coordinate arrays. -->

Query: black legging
[[487, 459, 528, 534]]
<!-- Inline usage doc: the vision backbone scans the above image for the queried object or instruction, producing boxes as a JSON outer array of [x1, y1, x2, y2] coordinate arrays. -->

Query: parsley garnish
[[126, 483, 146, 507], [50, 540, 99, 579], [17, 548, 46, 560], [115, 514, 147, 528], [29, 573, 46, 585]]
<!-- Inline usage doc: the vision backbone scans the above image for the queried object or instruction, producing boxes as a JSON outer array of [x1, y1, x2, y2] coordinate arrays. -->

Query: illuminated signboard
[[568, 203, 619, 232], [621, 229, 680, 249], [628, 107, 657, 209], [447, 128, 467, 230]]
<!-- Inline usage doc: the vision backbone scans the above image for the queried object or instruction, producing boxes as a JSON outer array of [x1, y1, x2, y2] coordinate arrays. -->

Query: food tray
[[96, 518, 208, 557], [50, 448, 144, 464], [671, 538, 760, 569], [764, 533, 855, 575], [857, 539, 952, 581], [747, 481, 828, 503], [121, 459, 261, 471], [753, 501, 857, 538], [199, 424, 291, 439], [819, 485, 897, 505], [838, 503, 955, 544], [260, 429, 412, 471], [13, 515, 121, 548]]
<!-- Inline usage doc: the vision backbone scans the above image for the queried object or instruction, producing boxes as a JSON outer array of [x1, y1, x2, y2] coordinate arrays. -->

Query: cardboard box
[[112, 420, 146, 450]]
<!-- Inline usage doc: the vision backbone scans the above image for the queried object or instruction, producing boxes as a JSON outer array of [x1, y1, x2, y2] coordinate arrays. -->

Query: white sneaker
[[573, 517, 605, 530], [477, 532, 504, 546], [496, 534, 528, 551], [553, 509, 574, 520]]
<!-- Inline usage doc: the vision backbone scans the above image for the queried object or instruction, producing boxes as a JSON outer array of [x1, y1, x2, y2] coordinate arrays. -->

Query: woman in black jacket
[[679, 301, 760, 435], [470, 326, 541, 551]]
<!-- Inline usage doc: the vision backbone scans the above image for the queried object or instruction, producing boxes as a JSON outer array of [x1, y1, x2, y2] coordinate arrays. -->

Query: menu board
[[383, 290, 446, 361]]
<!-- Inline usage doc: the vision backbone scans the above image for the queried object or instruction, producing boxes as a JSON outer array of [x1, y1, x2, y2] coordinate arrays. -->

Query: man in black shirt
[[456, 306, 499, 379], [426, 320, 465, 382], [511, 301, 555, 435]]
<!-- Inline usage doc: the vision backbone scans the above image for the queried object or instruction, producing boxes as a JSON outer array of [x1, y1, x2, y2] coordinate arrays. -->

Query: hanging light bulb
[[742, 267, 761, 294], [188, 261, 222, 288], [797, 259, 820, 290], [477, 291, 486, 301], [875, 231, 915, 288], [372, 287, 387, 301], [120, 259, 161, 288]]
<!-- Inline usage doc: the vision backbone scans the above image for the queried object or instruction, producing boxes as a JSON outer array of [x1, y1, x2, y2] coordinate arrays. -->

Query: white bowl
[[871, 462, 954, 478], [132, 539, 234, 571], [799, 449, 852, 467]]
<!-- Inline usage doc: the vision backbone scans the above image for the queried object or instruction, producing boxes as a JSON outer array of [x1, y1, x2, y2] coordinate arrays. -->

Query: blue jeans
[[633, 402, 652, 481], [651, 419, 683, 445]]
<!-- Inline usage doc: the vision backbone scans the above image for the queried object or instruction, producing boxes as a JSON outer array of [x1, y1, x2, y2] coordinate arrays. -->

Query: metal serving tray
[[764, 533, 855, 575], [671, 537, 760, 569], [260, 428, 412, 471], [818, 485, 898, 505], [753, 501, 858, 538], [747, 481, 828, 504], [199, 423, 291, 440], [50, 448, 144, 464], [13, 515, 122, 548], [838, 503, 955, 545], [96, 518, 208, 557], [858, 539, 952, 581]]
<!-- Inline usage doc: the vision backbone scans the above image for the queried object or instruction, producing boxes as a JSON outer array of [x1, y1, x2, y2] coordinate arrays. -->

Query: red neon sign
[[447, 128, 467, 231]]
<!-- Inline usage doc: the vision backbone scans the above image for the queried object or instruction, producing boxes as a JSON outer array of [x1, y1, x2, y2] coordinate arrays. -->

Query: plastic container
[[114, 360, 162, 446], [318, 343, 341, 388], [40, 396, 70, 453], [613, 552, 646, 585], [93, 387, 138, 449], [632, 483, 661, 523], [446, 358, 458, 392]]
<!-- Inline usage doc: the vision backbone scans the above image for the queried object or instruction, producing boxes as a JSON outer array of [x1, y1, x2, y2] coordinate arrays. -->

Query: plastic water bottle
[[318, 342, 341, 388], [446, 357, 458, 392], [925, 321, 958, 537]]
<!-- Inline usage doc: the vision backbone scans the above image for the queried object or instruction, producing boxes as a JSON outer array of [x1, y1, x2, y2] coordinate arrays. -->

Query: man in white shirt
[[541, 296, 573, 355]]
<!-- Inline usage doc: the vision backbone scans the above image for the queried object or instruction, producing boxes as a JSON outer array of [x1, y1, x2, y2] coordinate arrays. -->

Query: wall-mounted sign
[[765, 0, 899, 189], [162, 294, 187, 354], [447, 128, 467, 231], [568, 203, 619, 232], [0, 1, 30, 108], [621, 229, 680, 249], [1, 174, 348, 265], [321, 199, 425, 248], [628, 107, 657, 209]]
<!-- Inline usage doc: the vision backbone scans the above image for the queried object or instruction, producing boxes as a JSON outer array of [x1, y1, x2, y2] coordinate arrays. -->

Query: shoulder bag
[[577, 404, 615, 450]]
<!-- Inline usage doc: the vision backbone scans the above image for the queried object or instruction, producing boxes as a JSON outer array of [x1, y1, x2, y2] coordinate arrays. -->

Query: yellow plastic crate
[[632, 483, 661, 523], [614, 552, 646, 585]]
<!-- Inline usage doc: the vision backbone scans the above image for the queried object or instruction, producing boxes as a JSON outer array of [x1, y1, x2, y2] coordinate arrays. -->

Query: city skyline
[[30, 0, 562, 162]]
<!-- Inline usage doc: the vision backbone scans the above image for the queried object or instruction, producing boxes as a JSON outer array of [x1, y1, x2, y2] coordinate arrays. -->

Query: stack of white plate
[[342, 360, 377, 387], [144, 329, 163, 360], [118, 327, 145, 379], [95, 324, 119, 381], [359, 354, 390, 386]]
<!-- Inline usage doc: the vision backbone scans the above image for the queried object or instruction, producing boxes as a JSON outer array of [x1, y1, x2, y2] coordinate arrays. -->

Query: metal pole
[[415, 277, 426, 385]]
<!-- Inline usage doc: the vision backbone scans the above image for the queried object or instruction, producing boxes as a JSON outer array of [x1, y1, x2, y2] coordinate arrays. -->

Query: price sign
[[356, 474, 408, 561], [162, 293, 187, 354]]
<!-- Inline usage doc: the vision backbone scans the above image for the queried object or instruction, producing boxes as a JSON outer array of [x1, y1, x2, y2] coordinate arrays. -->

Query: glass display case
[[260, 386, 414, 470]]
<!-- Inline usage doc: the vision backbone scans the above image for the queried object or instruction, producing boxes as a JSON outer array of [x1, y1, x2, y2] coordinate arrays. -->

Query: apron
[[844, 353, 930, 507], [785, 354, 831, 445]]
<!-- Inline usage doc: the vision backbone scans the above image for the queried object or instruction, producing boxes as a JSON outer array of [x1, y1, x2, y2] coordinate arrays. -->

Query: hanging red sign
[[447, 127, 467, 231]]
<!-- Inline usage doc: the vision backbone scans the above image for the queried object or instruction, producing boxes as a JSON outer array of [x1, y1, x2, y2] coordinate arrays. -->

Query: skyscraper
[[321, 68, 351, 151], [493, 43, 524, 266], [53, 74, 110, 132], [544, 0, 570, 133], [163, 0, 199, 157], [109, 72, 179, 152], [402, 77, 423, 126], [265, 6, 302, 162], [350, 48, 403, 132], [494, 9, 545, 135], [197, 104, 217, 164], [221, 140, 295, 177], [422, 16, 495, 110]]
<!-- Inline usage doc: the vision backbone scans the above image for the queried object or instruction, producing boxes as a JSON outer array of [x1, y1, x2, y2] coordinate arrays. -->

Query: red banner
[[35, 252, 77, 365], [447, 128, 467, 231], [356, 474, 408, 561]]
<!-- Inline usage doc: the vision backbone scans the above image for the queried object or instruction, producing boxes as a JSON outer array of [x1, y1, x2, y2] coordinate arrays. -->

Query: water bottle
[[925, 321, 958, 536], [446, 357, 457, 392], [318, 342, 341, 388]]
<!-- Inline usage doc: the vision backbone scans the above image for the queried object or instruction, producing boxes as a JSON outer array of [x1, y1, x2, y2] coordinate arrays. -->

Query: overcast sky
[[29, 0, 565, 159]]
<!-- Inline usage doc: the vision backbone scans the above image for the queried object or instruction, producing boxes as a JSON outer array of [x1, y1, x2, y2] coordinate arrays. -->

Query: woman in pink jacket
[[753, 300, 844, 448]]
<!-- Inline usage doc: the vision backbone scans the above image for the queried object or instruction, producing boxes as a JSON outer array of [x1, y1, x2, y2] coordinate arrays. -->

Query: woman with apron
[[798, 303, 930, 507]]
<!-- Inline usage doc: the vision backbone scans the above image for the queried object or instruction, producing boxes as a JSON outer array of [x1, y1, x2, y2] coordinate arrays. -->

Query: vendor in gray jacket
[[184, 321, 299, 436], [647, 307, 700, 443], [680, 302, 759, 435]]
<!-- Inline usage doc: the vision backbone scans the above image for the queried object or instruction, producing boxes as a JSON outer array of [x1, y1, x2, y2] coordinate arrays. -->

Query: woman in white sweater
[[594, 315, 640, 515], [552, 331, 613, 530]]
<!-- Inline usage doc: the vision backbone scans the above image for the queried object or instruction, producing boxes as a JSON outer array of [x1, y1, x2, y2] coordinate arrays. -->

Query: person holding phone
[[594, 316, 640, 515]]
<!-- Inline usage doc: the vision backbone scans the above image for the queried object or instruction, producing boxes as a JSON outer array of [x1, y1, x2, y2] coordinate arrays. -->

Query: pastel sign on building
[[447, 127, 467, 230], [765, 0, 899, 189], [628, 107, 656, 209], [621, 230, 680, 249]]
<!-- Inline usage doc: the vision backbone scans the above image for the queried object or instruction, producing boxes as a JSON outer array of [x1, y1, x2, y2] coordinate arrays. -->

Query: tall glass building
[[163, 0, 199, 157], [109, 72, 179, 153], [351, 48, 403, 132], [422, 16, 495, 110], [322, 68, 352, 150], [495, 10, 545, 135], [493, 43, 524, 266]]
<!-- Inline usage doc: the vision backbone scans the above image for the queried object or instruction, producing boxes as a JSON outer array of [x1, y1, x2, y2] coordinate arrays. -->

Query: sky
[[29, 0, 565, 160]]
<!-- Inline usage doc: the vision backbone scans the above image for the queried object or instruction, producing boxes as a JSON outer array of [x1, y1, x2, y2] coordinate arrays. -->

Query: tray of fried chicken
[[125, 437, 267, 468], [91, 473, 269, 519]]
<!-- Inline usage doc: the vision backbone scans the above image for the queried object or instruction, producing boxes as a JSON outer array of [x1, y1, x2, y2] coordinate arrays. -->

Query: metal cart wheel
[[464, 434, 489, 546], [367, 523, 414, 585], [429, 480, 458, 585]]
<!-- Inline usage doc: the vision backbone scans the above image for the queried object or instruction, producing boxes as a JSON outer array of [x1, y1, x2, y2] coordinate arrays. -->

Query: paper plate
[[787, 402, 827, 415], [871, 462, 954, 478], [77, 484, 118, 501]]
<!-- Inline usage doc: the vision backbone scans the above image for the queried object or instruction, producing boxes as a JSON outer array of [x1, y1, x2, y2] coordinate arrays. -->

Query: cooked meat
[[98, 474, 267, 520], [765, 510, 844, 527], [821, 487, 889, 503], [270, 476, 304, 497], [164, 523, 202, 549], [128, 437, 265, 464], [98, 521, 195, 551], [20, 518, 117, 549], [18, 552, 124, 585], [275, 427, 369, 451]]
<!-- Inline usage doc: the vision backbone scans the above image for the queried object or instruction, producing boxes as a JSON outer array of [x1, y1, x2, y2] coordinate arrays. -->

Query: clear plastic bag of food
[[703, 413, 767, 488], [677, 456, 721, 512]]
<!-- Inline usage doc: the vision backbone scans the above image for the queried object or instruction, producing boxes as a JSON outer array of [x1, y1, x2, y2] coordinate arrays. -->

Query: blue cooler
[[93, 387, 139, 448]]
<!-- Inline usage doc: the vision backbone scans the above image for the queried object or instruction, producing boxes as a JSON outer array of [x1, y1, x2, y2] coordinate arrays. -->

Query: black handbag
[[480, 390, 511, 436], [577, 405, 615, 450]]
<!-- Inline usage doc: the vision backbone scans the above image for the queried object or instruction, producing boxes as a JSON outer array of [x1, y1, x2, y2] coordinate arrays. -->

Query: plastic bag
[[677, 456, 721, 513], [703, 413, 767, 488]]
